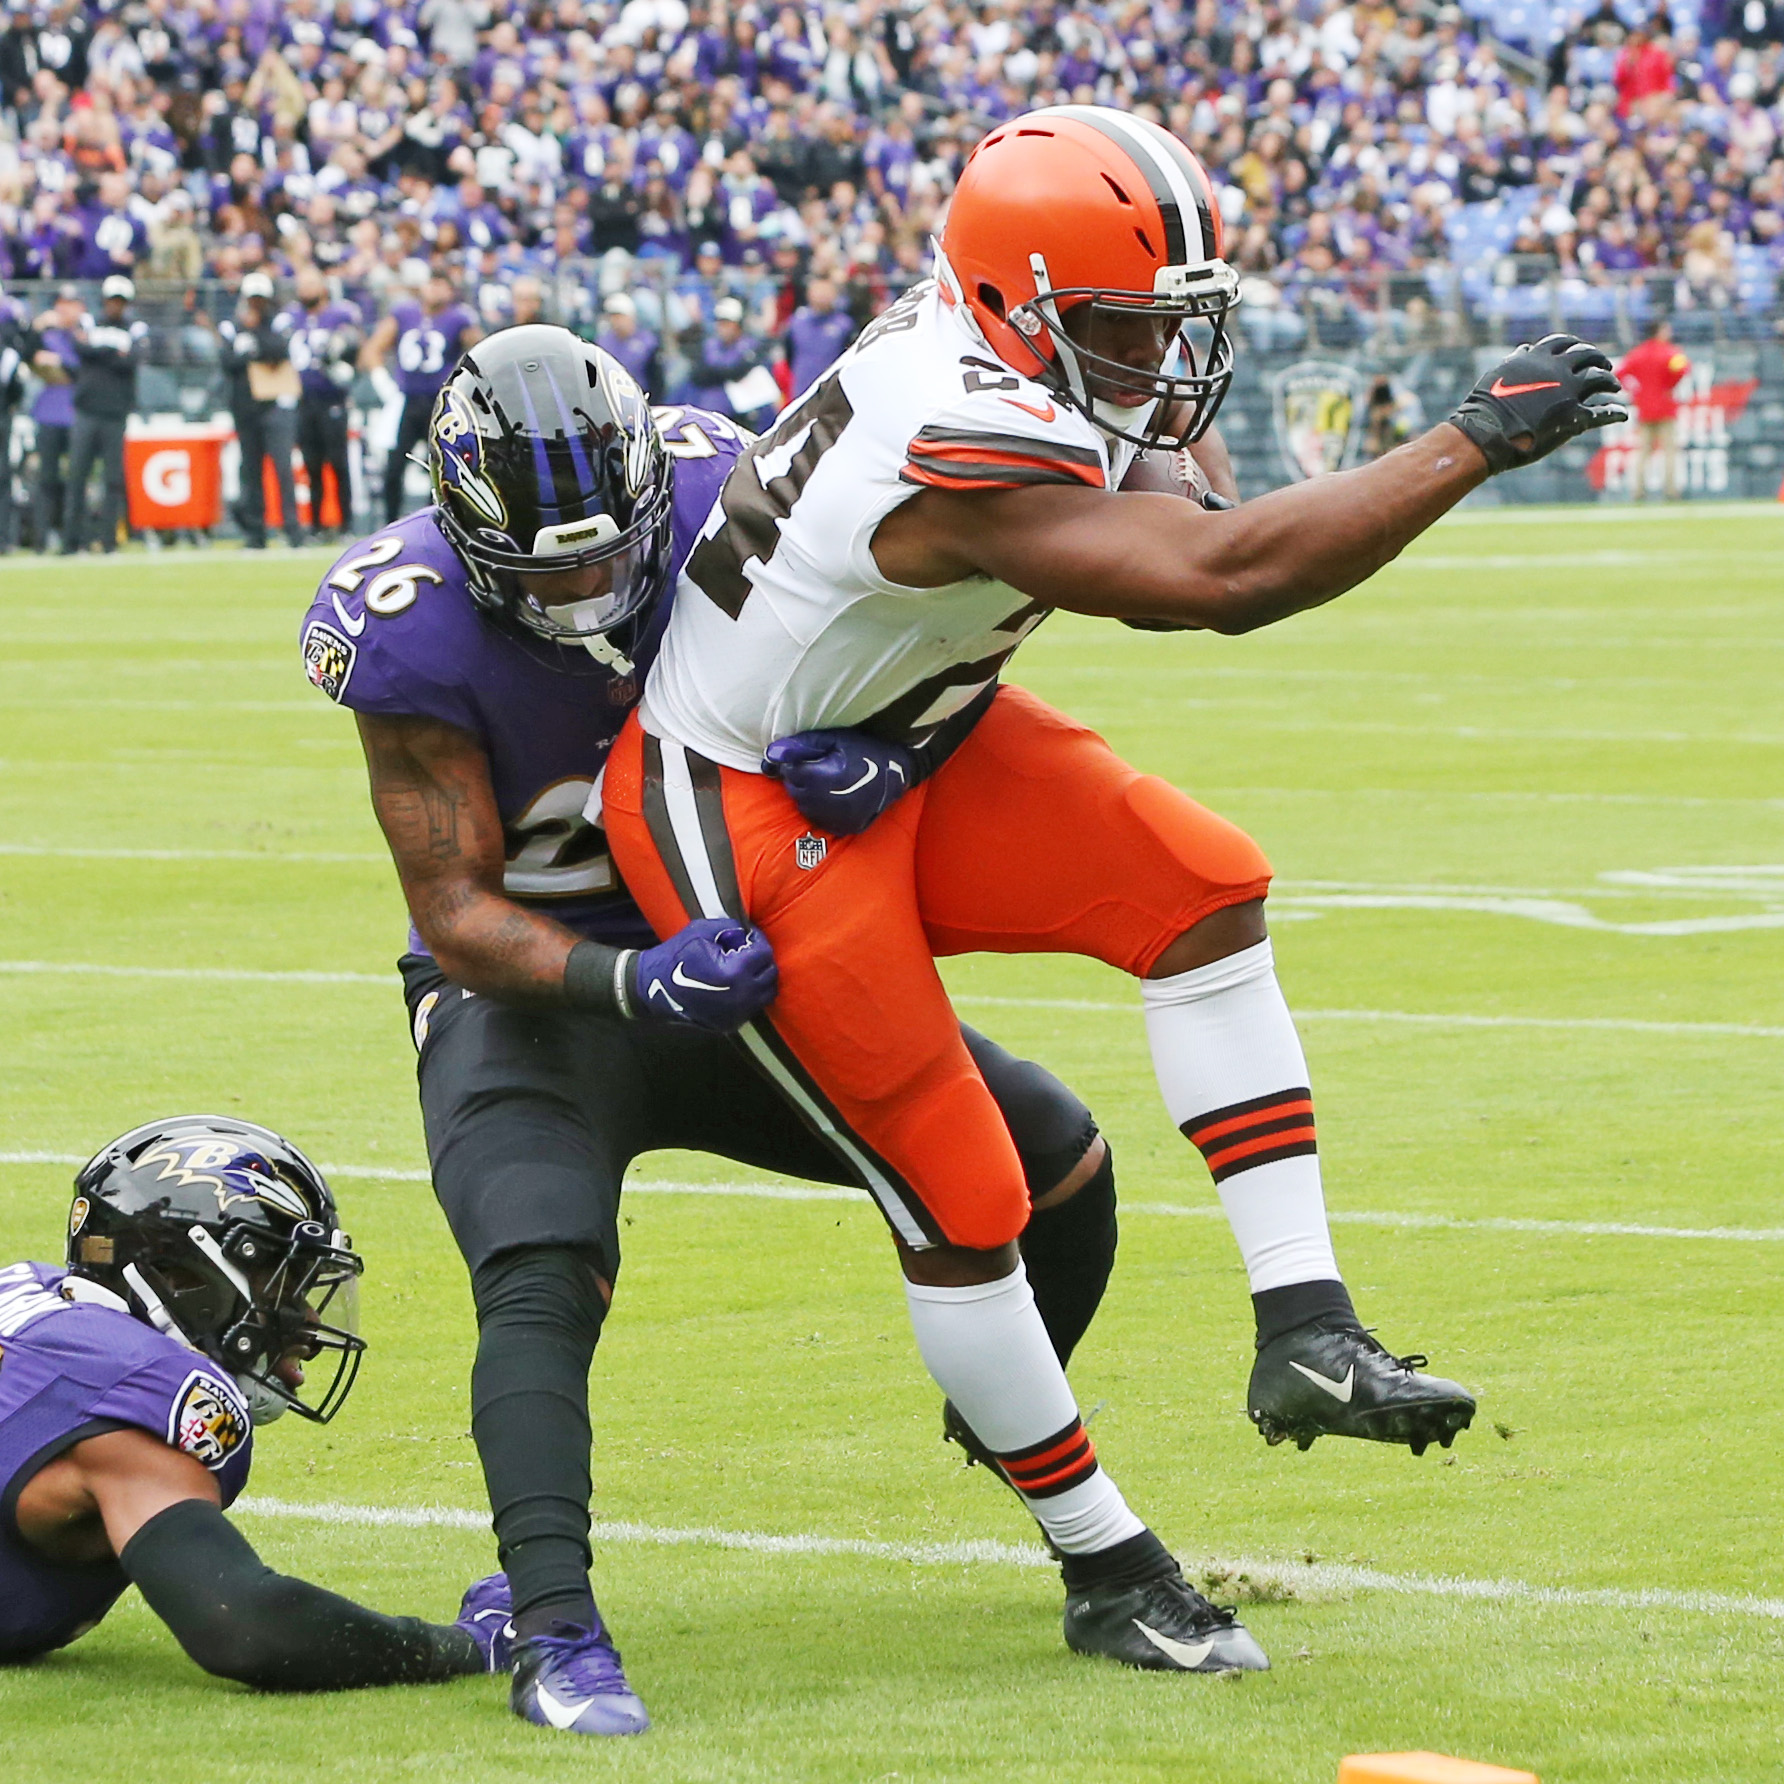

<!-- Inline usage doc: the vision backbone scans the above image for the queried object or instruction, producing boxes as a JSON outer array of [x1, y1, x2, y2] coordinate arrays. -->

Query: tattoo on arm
[[354, 712, 579, 1001], [420, 778, 467, 863]]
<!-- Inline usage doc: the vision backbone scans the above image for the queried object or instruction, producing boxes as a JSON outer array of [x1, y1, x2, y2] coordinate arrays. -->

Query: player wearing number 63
[[298, 326, 1131, 1734]]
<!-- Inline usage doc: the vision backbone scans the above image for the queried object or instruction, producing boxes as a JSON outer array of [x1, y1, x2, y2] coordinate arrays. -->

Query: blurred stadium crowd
[[0, 0, 1779, 542]]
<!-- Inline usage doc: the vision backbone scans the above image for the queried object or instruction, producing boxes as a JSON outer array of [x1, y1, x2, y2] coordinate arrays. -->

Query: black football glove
[[1448, 333, 1628, 475]]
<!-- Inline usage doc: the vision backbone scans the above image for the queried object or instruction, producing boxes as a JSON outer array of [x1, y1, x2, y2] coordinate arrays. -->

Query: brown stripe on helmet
[[1041, 106, 1188, 268]]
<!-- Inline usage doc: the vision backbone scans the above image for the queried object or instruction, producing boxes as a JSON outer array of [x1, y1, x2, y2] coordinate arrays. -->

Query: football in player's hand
[[1121, 447, 1209, 499]]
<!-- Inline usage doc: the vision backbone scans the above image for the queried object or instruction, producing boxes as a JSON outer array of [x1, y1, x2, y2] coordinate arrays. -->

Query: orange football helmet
[[939, 105, 1240, 449]]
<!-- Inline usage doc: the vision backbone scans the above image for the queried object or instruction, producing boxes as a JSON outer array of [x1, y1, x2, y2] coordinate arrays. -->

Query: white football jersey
[[641, 281, 1138, 771]]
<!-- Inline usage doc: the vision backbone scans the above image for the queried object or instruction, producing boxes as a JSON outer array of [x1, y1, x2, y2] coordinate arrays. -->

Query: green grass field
[[1, 506, 1781, 1783]]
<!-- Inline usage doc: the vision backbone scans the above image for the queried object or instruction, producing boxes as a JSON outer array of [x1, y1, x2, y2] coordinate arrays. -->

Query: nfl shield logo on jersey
[[795, 833, 827, 871]]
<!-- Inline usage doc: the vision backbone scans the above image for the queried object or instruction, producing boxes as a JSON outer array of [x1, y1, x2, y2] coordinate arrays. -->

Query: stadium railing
[[7, 256, 1778, 509]]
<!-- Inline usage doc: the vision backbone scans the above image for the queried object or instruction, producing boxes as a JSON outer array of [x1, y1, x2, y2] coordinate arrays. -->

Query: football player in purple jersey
[[0, 1117, 499, 1689], [285, 267, 364, 540], [299, 326, 1121, 1736], [360, 272, 482, 526]]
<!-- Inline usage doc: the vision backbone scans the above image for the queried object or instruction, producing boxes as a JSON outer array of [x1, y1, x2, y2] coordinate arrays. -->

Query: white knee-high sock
[[903, 1264, 1144, 1555], [1142, 938, 1341, 1293]]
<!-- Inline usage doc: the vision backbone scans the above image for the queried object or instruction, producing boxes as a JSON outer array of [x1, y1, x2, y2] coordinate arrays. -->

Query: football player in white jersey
[[600, 106, 1627, 1675]]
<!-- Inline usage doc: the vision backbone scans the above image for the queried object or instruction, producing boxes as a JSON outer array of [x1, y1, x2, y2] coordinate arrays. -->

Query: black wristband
[[562, 938, 637, 1020]]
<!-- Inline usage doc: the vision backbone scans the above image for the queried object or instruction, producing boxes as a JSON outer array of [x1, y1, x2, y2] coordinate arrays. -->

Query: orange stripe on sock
[[1202, 1125, 1318, 1172], [1189, 1098, 1314, 1147], [1008, 1445, 1096, 1493], [1002, 1427, 1091, 1475]]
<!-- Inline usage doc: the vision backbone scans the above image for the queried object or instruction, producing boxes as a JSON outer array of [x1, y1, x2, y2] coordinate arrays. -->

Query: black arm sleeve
[[119, 1498, 482, 1691]]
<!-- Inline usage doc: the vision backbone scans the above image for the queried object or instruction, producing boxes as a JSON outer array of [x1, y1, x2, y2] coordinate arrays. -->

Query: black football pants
[[298, 395, 353, 534], [399, 954, 1113, 1635], [384, 396, 433, 526]]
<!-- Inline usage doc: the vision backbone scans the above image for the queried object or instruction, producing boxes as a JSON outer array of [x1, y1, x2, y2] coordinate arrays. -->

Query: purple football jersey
[[285, 298, 363, 400], [392, 301, 478, 399], [299, 403, 748, 953], [0, 1262, 254, 1660]]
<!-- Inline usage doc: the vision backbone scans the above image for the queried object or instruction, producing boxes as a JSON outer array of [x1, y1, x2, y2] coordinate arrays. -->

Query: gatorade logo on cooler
[[141, 448, 193, 507]]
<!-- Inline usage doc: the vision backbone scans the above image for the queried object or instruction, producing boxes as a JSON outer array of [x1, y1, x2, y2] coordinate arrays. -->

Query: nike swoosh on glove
[[631, 917, 777, 1032], [1448, 333, 1629, 474], [762, 730, 919, 836]]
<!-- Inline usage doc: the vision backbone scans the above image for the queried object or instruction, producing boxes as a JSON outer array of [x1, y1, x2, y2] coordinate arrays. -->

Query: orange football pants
[[602, 685, 1273, 1251]]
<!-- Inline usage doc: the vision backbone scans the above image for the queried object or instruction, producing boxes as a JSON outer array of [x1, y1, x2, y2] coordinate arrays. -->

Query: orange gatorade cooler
[[124, 421, 229, 532]]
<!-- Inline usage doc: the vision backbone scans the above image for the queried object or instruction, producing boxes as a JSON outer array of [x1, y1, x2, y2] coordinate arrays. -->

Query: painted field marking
[[0, 845, 386, 863], [0, 960, 390, 984], [232, 1494, 1784, 1622], [956, 997, 1784, 1041], [0, 962, 1777, 1040], [3, 1153, 1779, 1243], [1268, 893, 1784, 937], [1206, 788, 1784, 810], [1389, 550, 1780, 571], [0, 546, 337, 571], [1433, 501, 1784, 527]]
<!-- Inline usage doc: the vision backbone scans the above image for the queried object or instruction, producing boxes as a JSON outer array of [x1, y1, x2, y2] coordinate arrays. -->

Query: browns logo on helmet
[[938, 105, 1240, 452]]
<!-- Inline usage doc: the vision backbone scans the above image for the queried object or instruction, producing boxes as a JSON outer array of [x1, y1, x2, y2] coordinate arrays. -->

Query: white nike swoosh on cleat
[[1131, 1619, 1215, 1669], [532, 1679, 590, 1730], [330, 592, 366, 636], [1289, 1360, 1356, 1402], [835, 761, 878, 794], [670, 963, 726, 993]]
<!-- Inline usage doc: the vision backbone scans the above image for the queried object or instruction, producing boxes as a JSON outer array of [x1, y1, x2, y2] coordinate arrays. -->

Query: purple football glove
[[631, 917, 777, 1032], [762, 730, 920, 836]]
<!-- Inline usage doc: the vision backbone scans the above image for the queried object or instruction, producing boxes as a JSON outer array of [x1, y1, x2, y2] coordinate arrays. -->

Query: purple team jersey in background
[[299, 403, 748, 955], [0, 1262, 254, 1660], [285, 298, 364, 399], [391, 301, 478, 399]]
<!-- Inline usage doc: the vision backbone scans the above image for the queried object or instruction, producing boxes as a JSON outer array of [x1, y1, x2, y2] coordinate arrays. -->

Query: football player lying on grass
[[0, 1115, 493, 1689]]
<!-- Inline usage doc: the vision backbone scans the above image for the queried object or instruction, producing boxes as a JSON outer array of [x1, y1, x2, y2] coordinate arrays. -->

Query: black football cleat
[[1248, 1322, 1475, 1455], [942, 1397, 1010, 1482], [1065, 1570, 1269, 1674]]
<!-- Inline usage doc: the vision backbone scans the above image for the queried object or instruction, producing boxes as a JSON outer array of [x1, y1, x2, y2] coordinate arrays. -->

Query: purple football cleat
[[511, 1616, 651, 1737], [455, 1572, 518, 1672]]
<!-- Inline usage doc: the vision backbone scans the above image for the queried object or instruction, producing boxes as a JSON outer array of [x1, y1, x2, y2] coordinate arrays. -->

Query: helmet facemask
[[200, 1218, 364, 1426], [435, 482, 674, 673], [69, 1116, 367, 1427], [1008, 253, 1240, 452], [427, 330, 677, 675]]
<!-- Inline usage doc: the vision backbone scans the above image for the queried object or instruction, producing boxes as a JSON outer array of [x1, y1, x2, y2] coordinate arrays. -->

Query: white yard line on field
[[1394, 550, 1780, 570], [957, 996, 1784, 1040], [1125, 1201, 1784, 1243], [0, 959, 390, 984], [4, 1152, 1781, 1242], [0, 546, 337, 570], [1208, 787, 1784, 810], [0, 844, 386, 862], [232, 1494, 1784, 1621], [1, 962, 1779, 1040], [1434, 501, 1784, 526]]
